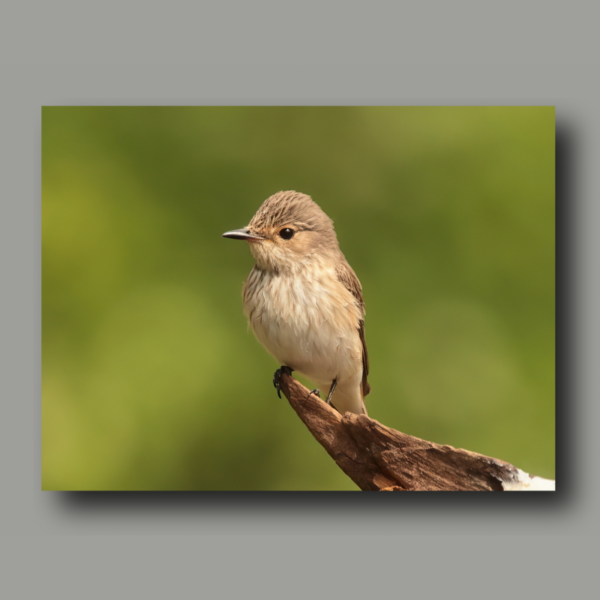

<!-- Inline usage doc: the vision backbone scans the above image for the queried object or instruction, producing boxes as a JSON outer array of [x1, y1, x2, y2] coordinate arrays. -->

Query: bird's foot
[[325, 378, 338, 405], [273, 366, 294, 399], [308, 389, 321, 398]]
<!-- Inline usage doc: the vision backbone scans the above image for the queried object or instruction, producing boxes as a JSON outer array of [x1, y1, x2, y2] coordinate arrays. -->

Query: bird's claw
[[308, 389, 321, 398], [273, 366, 294, 398], [325, 378, 338, 405]]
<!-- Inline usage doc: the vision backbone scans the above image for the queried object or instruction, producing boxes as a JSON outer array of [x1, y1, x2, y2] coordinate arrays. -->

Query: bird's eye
[[279, 228, 295, 240]]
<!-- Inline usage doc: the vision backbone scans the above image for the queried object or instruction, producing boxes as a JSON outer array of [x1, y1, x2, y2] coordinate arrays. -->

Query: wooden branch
[[275, 370, 555, 491]]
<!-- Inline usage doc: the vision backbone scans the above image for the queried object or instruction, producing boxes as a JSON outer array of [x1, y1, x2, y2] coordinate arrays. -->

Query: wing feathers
[[335, 261, 370, 397]]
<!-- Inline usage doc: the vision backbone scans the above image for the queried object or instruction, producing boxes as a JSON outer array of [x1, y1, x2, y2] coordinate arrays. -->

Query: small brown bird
[[223, 191, 370, 415]]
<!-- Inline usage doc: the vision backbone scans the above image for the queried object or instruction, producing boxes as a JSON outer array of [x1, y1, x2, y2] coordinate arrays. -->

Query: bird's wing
[[336, 261, 371, 397]]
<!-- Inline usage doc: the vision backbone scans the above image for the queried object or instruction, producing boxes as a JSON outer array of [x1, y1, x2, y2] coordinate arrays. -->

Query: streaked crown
[[249, 191, 335, 239]]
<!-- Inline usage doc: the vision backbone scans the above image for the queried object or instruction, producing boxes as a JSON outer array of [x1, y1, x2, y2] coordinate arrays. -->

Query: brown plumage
[[223, 191, 370, 415], [335, 262, 370, 398]]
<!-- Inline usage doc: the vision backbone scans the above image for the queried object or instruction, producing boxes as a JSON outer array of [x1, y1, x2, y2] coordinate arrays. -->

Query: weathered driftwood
[[274, 369, 554, 491]]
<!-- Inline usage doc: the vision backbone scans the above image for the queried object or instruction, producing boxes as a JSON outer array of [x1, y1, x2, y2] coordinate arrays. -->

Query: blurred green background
[[42, 106, 555, 490]]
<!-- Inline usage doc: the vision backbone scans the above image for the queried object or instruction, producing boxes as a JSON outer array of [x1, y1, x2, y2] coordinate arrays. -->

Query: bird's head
[[222, 191, 340, 272]]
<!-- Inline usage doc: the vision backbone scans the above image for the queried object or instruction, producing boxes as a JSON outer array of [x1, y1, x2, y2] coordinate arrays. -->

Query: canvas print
[[42, 107, 555, 490]]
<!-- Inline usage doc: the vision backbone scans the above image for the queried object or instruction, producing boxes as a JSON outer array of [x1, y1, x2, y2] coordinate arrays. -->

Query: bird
[[222, 190, 370, 416]]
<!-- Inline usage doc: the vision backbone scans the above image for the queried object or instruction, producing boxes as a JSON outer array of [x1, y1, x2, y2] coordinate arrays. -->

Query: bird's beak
[[222, 228, 265, 242]]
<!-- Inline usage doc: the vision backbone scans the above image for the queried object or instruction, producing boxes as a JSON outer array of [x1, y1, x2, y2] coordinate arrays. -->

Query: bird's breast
[[242, 266, 362, 383]]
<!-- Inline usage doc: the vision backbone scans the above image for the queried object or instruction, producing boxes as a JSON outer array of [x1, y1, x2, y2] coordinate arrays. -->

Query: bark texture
[[275, 370, 526, 491]]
